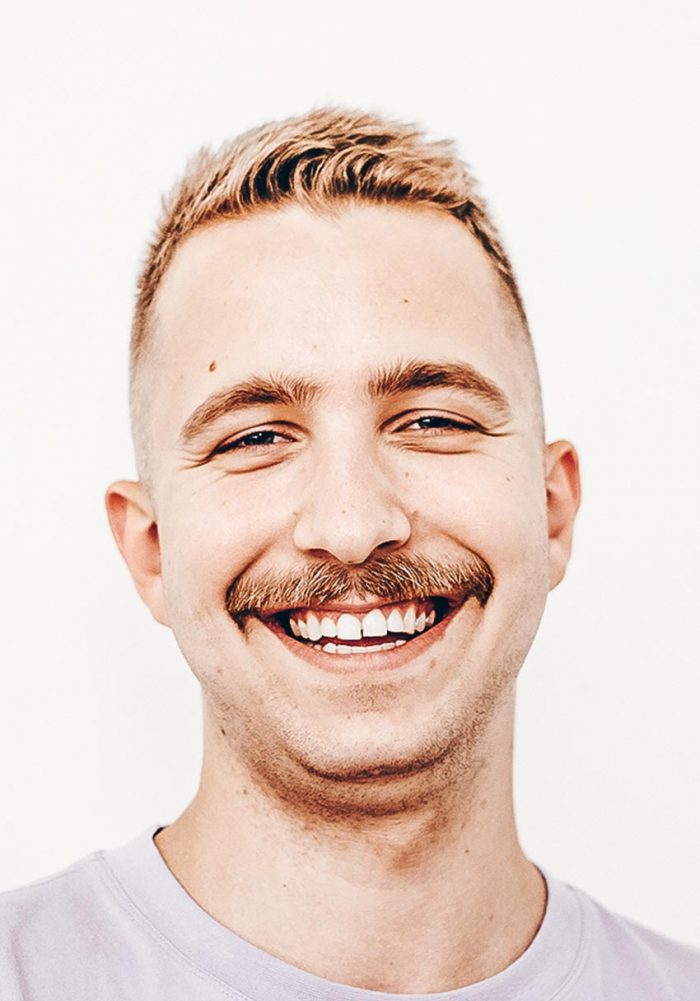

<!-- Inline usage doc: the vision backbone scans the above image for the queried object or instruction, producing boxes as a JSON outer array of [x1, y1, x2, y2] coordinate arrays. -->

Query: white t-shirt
[[1, 824, 698, 999]]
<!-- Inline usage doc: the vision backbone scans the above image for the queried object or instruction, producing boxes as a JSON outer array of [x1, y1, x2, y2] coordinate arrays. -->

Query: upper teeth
[[288, 602, 436, 641]]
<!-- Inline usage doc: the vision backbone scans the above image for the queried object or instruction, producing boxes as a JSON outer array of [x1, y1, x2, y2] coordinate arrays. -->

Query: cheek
[[403, 455, 551, 670], [157, 478, 294, 618], [399, 454, 549, 573]]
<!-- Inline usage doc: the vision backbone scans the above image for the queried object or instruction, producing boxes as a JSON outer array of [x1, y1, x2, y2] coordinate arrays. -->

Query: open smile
[[259, 595, 467, 672]]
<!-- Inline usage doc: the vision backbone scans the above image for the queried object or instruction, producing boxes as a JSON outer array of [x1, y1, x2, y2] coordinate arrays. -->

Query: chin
[[294, 741, 479, 819]]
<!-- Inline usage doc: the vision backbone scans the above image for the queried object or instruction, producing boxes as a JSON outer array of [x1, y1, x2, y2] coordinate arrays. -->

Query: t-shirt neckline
[[99, 823, 587, 1001]]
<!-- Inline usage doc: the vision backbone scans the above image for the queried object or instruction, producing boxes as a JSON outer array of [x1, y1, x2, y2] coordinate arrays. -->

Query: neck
[[155, 697, 545, 994]]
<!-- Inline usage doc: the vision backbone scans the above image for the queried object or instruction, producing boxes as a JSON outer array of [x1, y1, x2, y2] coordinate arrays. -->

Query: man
[[1, 107, 698, 999]]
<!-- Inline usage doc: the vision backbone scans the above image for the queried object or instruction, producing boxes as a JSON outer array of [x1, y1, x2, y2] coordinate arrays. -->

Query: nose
[[292, 447, 412, 565]]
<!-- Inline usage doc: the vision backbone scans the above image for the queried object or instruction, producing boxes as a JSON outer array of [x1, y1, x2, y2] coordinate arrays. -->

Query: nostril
[[292, 495, 412, 565], [375, 538, 405, 552]]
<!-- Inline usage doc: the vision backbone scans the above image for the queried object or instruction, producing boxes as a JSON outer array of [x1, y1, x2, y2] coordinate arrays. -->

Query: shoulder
[[0, 850, 118, 998], [0, 848, 109, 919], [565, 878, 700, 999], [0, 850, 105, 925]]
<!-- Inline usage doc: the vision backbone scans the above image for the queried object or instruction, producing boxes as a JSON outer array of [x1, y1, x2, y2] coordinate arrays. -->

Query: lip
[[258, 598, 467, 675], [258, 591, 467, 619]]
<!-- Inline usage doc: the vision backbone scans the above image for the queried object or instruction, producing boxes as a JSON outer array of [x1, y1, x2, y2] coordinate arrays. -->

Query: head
[[107, 108, 580, 819]]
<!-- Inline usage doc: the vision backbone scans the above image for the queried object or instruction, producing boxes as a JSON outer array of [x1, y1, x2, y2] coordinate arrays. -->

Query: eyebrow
[[367, 360, 512, 417], [179, 375, 322, 446], [178, 359, 512, 446]]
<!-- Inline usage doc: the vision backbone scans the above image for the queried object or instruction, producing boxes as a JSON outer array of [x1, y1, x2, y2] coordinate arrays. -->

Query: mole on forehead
[[177, 358, 514, 447]]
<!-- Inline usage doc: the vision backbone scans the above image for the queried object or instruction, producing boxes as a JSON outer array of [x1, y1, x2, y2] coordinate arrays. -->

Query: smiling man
[[2, 108, 698, 999]]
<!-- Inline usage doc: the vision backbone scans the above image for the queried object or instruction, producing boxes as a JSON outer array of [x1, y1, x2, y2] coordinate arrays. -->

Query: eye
[[386, 411, 493, 454], [213, 428, 293, 455], [398, 415, 483, 434]]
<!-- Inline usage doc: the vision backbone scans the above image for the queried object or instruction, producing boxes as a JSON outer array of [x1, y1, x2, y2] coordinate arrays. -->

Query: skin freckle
[[209, 360, 217, 372]]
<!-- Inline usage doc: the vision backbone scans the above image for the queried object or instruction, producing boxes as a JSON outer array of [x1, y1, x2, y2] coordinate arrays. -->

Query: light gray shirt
[[1, 824, 698, 999]]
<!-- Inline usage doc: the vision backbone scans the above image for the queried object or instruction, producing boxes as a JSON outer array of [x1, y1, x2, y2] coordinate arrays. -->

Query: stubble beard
[[198, 547, 527, 824], [203, 635, 519, 827]]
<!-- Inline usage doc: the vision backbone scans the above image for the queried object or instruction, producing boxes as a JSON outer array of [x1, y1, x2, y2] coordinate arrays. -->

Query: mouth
[[258, 594, 465, 667]]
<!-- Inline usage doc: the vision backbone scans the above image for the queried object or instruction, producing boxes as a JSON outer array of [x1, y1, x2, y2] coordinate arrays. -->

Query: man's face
[[114, 203, 577, 813]]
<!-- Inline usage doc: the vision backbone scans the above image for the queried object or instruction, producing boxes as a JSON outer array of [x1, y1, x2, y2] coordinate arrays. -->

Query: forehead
[[148, 203, 532, 433]]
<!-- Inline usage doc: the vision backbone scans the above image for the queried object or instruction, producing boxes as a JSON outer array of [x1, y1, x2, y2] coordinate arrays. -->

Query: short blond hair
[[132, 107, 527, 370]]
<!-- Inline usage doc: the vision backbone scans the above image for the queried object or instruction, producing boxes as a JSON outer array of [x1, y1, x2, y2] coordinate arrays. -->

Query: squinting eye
[[214, 429, 289, 454], [404, 416, 481, 432]]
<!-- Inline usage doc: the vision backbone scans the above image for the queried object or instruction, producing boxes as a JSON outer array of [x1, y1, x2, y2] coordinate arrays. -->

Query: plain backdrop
[[1, 0, 698, 948]]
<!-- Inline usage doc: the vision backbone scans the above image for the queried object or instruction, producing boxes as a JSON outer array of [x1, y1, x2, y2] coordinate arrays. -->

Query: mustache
[[225, 551, 494, 625]]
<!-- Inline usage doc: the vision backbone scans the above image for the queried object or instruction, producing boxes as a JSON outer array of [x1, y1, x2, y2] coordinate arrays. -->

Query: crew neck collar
[[99, 823, 587, 1000]]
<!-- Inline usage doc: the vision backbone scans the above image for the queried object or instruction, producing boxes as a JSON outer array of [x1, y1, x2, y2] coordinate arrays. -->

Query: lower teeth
[[313, 640, 408, 655]]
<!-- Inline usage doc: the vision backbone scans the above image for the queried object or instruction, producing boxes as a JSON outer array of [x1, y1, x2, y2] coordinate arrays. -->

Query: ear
[[545, 441, 581, 591], [105, 480, 169, 626]]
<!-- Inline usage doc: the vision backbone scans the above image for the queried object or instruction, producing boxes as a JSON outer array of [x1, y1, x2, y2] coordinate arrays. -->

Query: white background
[[1, 0, 698, 947]]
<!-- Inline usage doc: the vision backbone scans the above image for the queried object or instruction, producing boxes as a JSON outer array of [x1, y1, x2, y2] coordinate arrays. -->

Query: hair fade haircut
[[129, 107, 532, 475]]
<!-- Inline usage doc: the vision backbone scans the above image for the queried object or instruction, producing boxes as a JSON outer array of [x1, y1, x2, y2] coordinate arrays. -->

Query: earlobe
[[105, 480, 170, 626], [545, 441, 581, 591]]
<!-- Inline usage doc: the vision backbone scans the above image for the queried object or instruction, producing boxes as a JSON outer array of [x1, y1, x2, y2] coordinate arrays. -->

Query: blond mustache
[[225, 551, 493, 626]]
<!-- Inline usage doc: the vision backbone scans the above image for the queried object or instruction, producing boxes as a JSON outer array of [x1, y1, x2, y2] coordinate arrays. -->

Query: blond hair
[[132, 107, 527, 366]]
